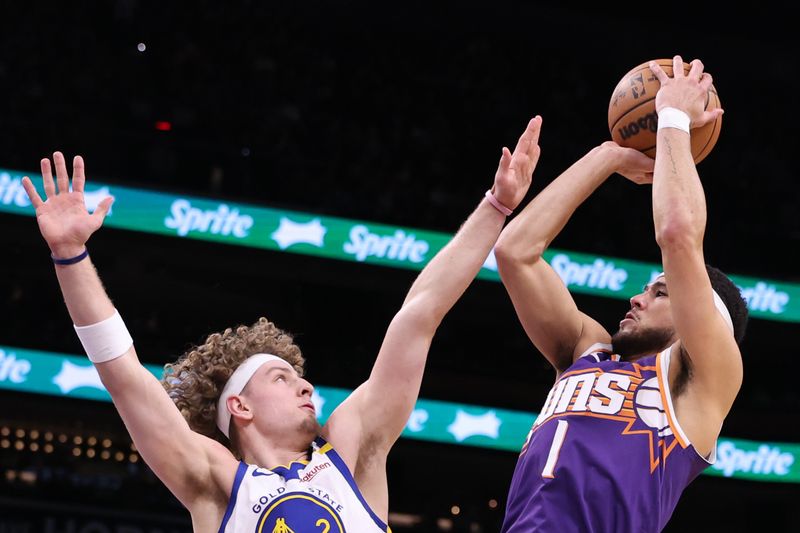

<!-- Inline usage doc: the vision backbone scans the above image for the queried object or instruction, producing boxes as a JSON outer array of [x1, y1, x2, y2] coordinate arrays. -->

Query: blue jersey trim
[[270, 461, 307, 481], [314, 436, 389, 532], [218, 461, 248, 533]]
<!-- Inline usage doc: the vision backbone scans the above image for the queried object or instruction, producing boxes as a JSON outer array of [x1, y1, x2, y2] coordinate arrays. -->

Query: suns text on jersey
[[533, 368, 643, 428]]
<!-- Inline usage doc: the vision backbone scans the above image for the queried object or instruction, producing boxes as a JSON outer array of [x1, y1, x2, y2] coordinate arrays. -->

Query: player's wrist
[[74, 309, 133, 364], [657, 107, 691, 133], [593, 143, 624, 176], [50, 244, 89, 263], [485, 189, 514, 216]]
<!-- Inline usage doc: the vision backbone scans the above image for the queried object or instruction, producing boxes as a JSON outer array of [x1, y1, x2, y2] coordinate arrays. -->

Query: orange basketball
[[607, 59, 722, 164]]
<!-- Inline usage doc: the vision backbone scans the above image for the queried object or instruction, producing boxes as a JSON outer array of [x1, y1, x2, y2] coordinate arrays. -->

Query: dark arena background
[[1, 2, 798, 532]]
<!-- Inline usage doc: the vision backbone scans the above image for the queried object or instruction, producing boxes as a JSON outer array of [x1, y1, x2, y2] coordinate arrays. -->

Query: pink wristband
[[485, 190, 513, 216]]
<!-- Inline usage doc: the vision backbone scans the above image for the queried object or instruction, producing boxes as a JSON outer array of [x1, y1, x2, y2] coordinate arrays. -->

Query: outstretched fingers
[[91, 196, 115, 226], [41, 158, 55, 198], [21, 177, 44, 208], [513, 116, 542, 154], [53, 152, 70, 194], [672, 55, 685, 78], [511, 120, 534, 157], [498, 147, 513, 176], [526, 116, 542, 166], [700, 72, 714, 92], [72, 155, 86, 193], [702, 107, 725, 125], [649, 61, 668, 84], [688, 58, 705, 80], [526, 116, 542, 156], [509, 116, 543, 175]]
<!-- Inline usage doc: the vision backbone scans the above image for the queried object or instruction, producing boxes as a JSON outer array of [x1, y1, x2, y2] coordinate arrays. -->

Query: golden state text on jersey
[[219, 437, 390, 533]]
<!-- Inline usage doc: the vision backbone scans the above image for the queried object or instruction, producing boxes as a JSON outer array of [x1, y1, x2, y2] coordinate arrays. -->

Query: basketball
[[608, 59, 722, 164]]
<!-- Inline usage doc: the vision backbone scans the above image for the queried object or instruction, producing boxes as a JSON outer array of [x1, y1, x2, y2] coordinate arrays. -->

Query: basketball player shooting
[[494, 56, 747, 532], [21, 116, 542, 532]]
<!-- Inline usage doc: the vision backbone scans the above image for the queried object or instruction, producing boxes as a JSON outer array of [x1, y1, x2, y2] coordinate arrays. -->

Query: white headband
[[655, 273, 734, 335], [712, 290, 735, 335], [216, 353, 294, 438]]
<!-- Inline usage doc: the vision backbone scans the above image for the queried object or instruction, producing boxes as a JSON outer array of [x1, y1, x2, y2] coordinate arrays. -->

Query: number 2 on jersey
[[541, 420, 569, 479]]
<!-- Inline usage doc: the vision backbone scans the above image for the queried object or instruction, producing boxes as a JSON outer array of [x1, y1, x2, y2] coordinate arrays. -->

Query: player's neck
[[619, 340, 677, 362], [621, 352, 653, 363], [240, 435, 314, 468], [242, 444, 311, 469]]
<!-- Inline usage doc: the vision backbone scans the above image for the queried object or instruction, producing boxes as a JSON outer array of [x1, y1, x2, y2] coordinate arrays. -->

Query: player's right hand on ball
[[649, 55, 724, 129]]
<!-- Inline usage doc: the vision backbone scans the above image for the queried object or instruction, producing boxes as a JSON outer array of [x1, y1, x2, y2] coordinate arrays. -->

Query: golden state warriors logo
[[257, 493, 345, 533]]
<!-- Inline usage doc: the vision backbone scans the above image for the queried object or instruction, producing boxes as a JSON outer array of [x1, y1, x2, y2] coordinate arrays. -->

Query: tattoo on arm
[[664, 137, 678, 175]]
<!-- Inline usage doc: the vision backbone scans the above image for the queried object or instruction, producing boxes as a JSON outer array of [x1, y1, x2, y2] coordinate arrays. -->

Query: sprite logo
[[0, 349, 31, 383], [0, 172, 32, 207], [343, 224, 429, 263], [713, 441, 795, 478], [164, 199, 254, 238], [740, 282, 789, 314], [550, 253, 628, 291]]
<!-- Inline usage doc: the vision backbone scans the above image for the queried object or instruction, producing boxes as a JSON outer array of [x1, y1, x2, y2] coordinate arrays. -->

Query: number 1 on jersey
[[541, 420, 569, 479]]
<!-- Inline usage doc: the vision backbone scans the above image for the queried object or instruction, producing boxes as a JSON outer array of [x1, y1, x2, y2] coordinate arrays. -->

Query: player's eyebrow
[[643, 280, 667, 292]]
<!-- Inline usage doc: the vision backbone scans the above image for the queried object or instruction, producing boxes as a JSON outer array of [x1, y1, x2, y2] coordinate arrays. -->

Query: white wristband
[[657, 107, 691, 133], [74, 310, 134, 363]]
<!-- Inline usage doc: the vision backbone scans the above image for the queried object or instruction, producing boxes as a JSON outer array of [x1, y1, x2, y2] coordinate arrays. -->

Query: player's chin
[[300, 416, 322, 436], [616, 320, 635, 334], [611, 326, 634, 345]]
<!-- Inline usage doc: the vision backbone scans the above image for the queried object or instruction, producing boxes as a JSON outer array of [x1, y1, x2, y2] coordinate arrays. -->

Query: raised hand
[[21, 152, 113, 258], [649, 55, 724, 128], [492, 116, 542, 211]]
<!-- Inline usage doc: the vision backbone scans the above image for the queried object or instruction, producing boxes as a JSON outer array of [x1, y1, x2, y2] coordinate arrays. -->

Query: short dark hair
[[706, 265, 749, 345]]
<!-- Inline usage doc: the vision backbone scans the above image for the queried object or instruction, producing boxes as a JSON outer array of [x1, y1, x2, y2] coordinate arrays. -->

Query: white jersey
[[219, 436, 390, 533]]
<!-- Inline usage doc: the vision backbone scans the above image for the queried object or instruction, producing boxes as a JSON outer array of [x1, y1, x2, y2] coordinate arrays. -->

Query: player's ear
[[228, 395, 254, 422]]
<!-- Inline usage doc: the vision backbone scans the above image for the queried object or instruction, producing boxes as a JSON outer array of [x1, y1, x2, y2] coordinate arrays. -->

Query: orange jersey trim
[[655, 351, 688, 449]]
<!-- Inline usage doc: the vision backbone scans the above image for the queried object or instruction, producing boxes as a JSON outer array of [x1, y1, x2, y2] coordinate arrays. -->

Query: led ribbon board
[[1, 169, 796, 323], [0, 345, 796, 484]]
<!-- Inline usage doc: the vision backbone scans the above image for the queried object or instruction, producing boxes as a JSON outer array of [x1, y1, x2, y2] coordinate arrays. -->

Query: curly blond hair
[[161, 317, 305, 451]]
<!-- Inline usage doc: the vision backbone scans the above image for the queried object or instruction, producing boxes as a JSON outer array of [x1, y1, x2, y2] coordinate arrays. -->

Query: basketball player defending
[[22, 117, 542, 532], [494, 57, 747, 532]]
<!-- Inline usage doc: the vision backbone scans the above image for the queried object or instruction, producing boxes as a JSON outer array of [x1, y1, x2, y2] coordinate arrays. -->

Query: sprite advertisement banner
[[1, 168, 797, 323], [1, 345, 797, 484]]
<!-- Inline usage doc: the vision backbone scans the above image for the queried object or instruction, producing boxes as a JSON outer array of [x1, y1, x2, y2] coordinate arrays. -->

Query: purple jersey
[[502, 344, 714, 532]]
